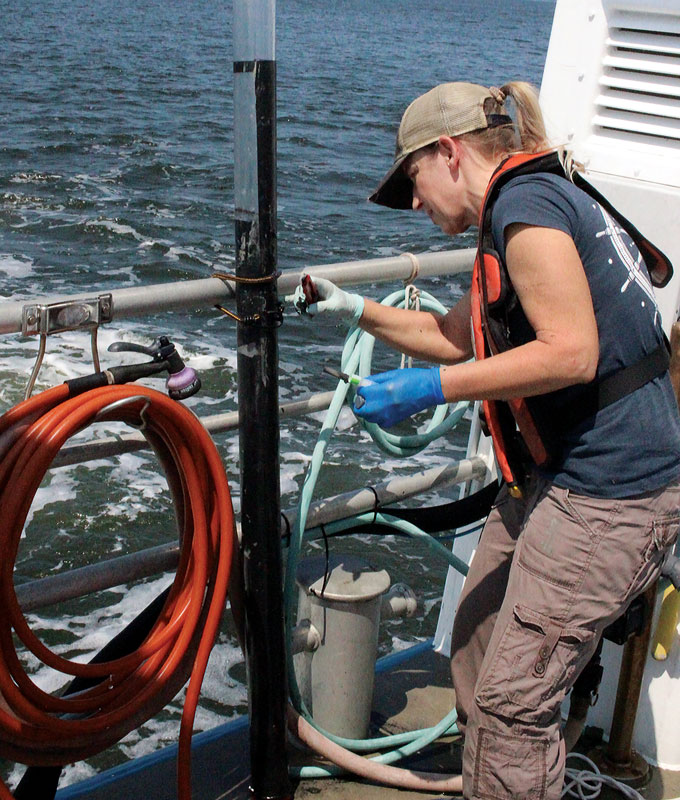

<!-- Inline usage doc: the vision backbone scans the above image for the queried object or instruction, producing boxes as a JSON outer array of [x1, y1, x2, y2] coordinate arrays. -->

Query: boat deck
[[54, 646, 680, 800]]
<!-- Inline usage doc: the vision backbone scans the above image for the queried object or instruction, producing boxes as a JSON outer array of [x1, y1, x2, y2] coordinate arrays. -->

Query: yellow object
[[652, 584, 680, 661]]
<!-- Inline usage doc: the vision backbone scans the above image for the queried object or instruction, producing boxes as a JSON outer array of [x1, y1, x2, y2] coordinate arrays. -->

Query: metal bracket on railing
[[21, 294, 114, 400], [22, 294, 113, 337]]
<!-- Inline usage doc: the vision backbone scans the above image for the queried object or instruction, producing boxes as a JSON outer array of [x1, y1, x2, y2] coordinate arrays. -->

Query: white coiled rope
[[562, 753, 645, 800]]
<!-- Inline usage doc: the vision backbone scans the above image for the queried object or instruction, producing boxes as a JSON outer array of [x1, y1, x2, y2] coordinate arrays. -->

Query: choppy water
[[0, 0, 555, 788]]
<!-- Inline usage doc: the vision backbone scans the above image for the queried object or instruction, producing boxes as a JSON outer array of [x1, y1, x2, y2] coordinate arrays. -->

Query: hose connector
[[381, 583, 417, 620]]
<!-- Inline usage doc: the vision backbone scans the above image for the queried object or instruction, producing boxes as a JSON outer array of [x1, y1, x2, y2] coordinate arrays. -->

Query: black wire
[[320, 523, 331, 597], [280, 512, 291, 547], [335, 481, 500, 537], [367, 485, 380, 525]]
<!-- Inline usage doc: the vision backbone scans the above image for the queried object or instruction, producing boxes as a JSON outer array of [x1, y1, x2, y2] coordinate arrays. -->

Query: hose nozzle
[[107, 336, 201, 400], [323, 366, 371, 408]]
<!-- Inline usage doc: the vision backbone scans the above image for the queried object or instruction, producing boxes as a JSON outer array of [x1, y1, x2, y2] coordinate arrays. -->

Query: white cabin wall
[[540, 0, 680, 333], [539, 0, 680, 769]]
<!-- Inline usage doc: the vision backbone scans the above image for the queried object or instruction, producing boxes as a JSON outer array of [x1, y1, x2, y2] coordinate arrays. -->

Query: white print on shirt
[[595, 205, 659, 323]]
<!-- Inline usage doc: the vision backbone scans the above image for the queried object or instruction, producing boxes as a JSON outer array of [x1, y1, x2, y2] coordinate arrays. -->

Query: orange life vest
[[471, 150, 672, 495]]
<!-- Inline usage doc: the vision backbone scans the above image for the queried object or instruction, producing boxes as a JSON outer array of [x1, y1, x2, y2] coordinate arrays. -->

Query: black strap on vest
[[479, 151, 674, 444], [571, 172, 672, 289], [557, 341, 670, 431]]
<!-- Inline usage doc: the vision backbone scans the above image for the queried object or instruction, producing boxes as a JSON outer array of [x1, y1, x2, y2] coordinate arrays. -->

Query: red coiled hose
[[0, 383, 235, 799]]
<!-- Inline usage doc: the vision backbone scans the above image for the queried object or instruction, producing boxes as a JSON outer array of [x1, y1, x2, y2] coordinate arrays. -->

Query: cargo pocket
[[475, 605, 597, 725], [473, 727, 548, 800], [625, 512, 680, 602]]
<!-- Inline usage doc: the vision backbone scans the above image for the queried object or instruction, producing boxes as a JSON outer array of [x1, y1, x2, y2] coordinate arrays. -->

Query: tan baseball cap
[[369, 82, 511, 210]]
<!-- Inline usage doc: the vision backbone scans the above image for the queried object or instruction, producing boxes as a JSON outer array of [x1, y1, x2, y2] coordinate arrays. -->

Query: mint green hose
[[285, 286, 473, 778], [342, 288, 468, 456]]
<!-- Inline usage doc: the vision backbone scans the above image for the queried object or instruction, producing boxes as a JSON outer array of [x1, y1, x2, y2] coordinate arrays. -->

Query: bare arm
[[358, 289, 473, 364], [439, 225, 599, 401]]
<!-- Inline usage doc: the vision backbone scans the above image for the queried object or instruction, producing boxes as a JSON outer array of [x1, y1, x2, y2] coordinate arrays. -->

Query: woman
[[294, 82, 680, 799]]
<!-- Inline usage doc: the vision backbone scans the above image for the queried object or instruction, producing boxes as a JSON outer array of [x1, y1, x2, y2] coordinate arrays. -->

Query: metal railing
[[0, 248, 475, 333], [16, 454, 488, 612], [7, 247, 480, 613]]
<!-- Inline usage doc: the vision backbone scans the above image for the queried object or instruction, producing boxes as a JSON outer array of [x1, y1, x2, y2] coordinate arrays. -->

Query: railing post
[[233, 1, 292, 798], [589, 584, 656, 787]]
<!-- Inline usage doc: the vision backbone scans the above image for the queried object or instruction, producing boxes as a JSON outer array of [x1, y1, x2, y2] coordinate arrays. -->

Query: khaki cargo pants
[[450, 473, 680, 800]]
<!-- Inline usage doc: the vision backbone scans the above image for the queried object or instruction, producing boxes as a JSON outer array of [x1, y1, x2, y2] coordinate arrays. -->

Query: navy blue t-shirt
[[490, 173, 680, 497]]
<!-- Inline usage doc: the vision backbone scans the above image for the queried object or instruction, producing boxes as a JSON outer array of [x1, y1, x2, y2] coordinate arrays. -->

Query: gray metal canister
[[294, 554, 391, 739]]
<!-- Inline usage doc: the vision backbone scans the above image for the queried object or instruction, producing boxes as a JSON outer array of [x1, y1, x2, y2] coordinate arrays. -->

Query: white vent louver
[[596, 9, 680, 148]]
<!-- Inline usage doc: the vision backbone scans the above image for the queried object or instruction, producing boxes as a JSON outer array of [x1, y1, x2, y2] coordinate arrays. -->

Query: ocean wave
[[84, 217, 148, 241], [119, 162, 178, 186], [0, 252, 35, 277], [9, 172, 62, 184]]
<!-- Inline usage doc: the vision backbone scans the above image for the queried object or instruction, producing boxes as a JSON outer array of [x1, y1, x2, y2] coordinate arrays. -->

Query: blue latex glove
[[353, 367, 446, 428]]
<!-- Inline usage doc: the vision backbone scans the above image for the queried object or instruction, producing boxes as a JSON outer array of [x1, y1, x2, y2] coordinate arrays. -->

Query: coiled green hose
[[285, 286, 472, 778]]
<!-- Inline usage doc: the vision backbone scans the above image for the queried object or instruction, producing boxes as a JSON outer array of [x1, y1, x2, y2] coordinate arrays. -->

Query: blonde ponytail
[[458, 81, 550, 161], [500, 81, 550, 153]]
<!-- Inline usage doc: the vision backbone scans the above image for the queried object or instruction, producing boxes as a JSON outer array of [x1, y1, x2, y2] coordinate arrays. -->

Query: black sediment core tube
[[234, 30, 292, 800]]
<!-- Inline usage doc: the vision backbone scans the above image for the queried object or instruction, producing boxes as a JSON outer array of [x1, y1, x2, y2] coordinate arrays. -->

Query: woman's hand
[[292, 274, 364, 323], [353, 367, 445, 428]]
